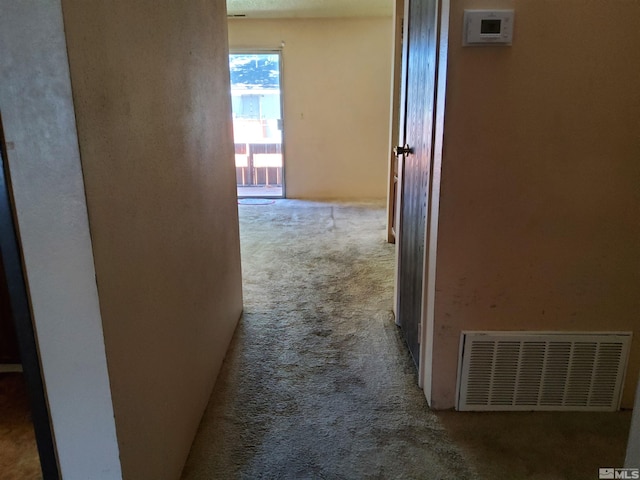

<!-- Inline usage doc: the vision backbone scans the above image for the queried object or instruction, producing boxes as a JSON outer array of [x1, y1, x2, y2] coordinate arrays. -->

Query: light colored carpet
[[181, 200, 478, 479], [437, 409, 631, 480]]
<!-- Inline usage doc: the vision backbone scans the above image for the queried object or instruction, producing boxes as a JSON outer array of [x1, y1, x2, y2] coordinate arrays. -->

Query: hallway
[[181, 200, 477, 479], [180, 200, 631, 479]]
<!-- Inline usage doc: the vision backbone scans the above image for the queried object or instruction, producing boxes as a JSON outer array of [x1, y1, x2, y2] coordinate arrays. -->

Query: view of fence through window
[[230, 53, 284, 198]]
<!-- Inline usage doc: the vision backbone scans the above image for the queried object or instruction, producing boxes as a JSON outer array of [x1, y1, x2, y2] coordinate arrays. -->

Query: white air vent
[[457, 332, 631, 412]]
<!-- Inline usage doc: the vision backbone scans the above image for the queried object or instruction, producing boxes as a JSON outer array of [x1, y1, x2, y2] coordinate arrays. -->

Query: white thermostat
[[463, 10, 514, 46]]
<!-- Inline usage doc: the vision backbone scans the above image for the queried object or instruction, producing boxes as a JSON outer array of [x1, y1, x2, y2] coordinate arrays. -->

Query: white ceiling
[[226, 0, 394, 18]]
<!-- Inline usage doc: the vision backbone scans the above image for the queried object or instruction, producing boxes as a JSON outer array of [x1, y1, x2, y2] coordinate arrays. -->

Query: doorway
[[0, 114, 59, 478], [391, 0, 447, 403], [230, 52, 285, 198], [394, 0, 440, 368]]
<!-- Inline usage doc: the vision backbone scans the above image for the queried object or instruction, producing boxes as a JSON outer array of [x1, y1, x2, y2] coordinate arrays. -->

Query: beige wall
[[228, 17, 393, 199], [61, 1, 243, 478], [431, 0, 640, 409]]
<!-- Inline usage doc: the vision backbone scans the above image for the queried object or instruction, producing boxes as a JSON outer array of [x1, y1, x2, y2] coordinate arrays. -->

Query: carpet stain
[[181, 200, 479, 480]]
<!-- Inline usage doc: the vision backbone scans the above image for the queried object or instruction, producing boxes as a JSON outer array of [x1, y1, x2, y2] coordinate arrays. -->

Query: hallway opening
[[182, 200, 477, 478]]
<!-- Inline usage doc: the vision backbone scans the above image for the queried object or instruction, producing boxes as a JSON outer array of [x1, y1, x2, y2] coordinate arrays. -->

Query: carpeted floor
[[436, 409, 631, 480], [181, 199, 632, 480], [0, 372, 41, 480], [181, 200, 479, 479]]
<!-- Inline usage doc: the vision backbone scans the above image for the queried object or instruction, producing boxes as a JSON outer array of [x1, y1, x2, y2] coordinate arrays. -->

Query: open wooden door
[[394, 0, 441, 369]]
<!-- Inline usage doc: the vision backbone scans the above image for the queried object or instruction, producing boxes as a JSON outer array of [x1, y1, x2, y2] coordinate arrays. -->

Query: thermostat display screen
[[481, 19, 501, 34], [463, 10, 514, 46]]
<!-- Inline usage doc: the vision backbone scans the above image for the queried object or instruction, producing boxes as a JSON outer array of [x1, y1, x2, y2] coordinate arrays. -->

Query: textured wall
[[0, 1, 122, 477], [61, 1, 243, 478], [228, 17, 393, 199], [431, 0, 640, 409]]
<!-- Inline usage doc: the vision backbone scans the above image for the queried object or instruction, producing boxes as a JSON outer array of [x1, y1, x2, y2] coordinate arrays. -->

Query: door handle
[[393, 144, 414, 156]]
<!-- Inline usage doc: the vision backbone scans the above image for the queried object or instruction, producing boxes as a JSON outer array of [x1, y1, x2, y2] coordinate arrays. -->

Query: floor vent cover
[[457, 332, 631, 411]]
